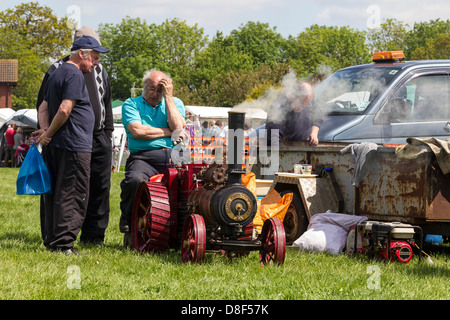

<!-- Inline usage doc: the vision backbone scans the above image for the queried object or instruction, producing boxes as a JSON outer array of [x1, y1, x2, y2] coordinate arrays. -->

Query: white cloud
[[40, 0, 289, 36], [385, 2, 450, 25], [2, 0, 450, 37], [121, 0, 287, 28], [311, 0, 450, 29]]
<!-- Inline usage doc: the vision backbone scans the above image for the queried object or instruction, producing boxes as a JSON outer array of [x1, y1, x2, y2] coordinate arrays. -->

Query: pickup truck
[[248, 52, 450, 245], [316, 51, 450, 144]]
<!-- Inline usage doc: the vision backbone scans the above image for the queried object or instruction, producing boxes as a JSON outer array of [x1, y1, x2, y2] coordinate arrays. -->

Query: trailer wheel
[[259, 218, 286, 266], [181, 214, 206, 264], [279, 189, 308, 245]]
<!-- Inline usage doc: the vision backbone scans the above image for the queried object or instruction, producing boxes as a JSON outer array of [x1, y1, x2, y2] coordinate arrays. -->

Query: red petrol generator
[[352, 221, 423, 264]]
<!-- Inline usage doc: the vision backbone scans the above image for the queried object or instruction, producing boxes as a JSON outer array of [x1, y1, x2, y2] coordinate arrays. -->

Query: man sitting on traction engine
[[118, 69, 186, 248]]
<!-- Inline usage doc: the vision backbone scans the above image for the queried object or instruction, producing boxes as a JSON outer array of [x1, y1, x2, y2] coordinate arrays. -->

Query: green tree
[[405, 19, 450, 60], [406, 19, 450, 60], [0, 2, 72, 61], [154, 18, 208, 85], [189, 31, 254, 88], [287, 25, 370, 78], [0, 28, 42, 109], [410, 33, 450, 60], [99, 17, 208, 100], [179, 62, 289, 107], [178, 22, 291, 107], [366, 18, 409, 53], [179, 26, 290, 107], [0, 2, 72, 109], [210, 62, 289, 107], [230, 21, 287, 67], [98, 17, 158, 100]]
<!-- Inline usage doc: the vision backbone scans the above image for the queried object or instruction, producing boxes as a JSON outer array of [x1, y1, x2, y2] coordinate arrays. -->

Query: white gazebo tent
[[185, 105, 267, 128], [0, 108, 15, 128]]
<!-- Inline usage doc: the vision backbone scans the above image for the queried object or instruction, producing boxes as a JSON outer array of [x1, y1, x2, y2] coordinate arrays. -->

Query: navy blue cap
[[71, 35, 109, 53]]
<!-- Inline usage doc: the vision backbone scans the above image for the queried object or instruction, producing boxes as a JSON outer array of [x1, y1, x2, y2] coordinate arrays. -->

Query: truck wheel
[[279, 190, 308, 245]]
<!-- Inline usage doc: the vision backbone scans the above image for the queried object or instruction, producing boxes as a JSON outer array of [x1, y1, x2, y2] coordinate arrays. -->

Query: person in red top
[[4, 123, 16, 167]]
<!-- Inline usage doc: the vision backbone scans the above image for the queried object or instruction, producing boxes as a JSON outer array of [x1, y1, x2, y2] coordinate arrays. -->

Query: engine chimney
[[227, 111, 246, 185]]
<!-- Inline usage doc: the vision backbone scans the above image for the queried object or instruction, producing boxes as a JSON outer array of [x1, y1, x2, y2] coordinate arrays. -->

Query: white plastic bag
[[292, 211, 367, 255]]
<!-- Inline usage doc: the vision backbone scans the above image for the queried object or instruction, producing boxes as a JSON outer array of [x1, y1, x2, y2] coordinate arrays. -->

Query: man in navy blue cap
[[36, 27, 114, 248], [33, 35, 109, 255], [71, 35, 109, 53]]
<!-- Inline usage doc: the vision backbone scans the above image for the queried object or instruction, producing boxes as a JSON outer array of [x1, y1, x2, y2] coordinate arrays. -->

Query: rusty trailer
[[249, 141, 450, 241]]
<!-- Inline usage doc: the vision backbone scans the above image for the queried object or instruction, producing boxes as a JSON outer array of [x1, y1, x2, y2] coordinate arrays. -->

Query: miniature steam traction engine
[[130, 111, 286, 265]]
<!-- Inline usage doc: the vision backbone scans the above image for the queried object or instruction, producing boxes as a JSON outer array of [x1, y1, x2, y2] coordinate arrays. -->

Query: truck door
[[376, 71, 450, 145]]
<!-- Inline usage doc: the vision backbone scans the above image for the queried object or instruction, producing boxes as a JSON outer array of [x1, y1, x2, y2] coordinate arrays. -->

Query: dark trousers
[[40, 146, 91, 250], [80, 132, 112, 243], [119, 149, 171, 231], [4, 145, 13, 167]]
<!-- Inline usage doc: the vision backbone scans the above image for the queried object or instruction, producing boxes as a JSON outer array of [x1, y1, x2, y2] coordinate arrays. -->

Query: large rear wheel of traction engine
[[278, 189, 308, 245], [131, 180, 172, 253], [259, 218, 286, 265], [181, 214, 206, 263]]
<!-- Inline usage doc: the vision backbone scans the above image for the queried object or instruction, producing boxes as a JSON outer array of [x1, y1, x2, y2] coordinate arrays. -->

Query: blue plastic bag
[[16, 143, 52, 195]]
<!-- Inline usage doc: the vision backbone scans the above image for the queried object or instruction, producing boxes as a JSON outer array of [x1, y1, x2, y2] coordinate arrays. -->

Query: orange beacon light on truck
[[372, 51, 405, 63]]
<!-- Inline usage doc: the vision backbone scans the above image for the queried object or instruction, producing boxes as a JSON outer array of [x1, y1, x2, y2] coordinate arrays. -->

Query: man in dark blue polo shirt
[[266, 81, 323, 146], [34, 36, 109, 255]]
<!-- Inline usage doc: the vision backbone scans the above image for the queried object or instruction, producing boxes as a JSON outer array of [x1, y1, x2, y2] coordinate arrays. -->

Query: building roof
[[0, 60, 18, 84]]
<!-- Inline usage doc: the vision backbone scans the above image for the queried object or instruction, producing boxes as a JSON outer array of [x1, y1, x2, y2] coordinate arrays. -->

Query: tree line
[[1, 2, 450, 110]]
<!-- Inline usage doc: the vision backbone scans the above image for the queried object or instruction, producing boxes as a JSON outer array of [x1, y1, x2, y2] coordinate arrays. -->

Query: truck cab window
[[383, 74, 450, 122], [409, 75, 449, 121]]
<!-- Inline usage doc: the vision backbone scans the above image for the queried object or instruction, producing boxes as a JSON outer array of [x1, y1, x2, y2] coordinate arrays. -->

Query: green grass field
[[0, 167, 449, 301]]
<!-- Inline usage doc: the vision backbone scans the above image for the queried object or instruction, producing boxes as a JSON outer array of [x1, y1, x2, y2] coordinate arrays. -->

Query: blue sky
[[1, 0, 450, 38]]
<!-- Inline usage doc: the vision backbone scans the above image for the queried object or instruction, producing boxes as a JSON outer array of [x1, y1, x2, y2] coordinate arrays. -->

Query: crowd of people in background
[[2, 123, 32, 168], [199, 119, 254, 139]]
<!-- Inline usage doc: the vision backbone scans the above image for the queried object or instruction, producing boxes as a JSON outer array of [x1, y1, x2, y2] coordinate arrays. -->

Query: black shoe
[[119, 218, 130, 233], [46, 246, 80, 255], [120, 225, 130, 233], [62, 248, 82, 256], [123, 233, 132, 250]]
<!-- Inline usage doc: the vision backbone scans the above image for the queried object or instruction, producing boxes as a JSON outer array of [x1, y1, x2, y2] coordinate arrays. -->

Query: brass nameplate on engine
[[225, 193, 252, 222]]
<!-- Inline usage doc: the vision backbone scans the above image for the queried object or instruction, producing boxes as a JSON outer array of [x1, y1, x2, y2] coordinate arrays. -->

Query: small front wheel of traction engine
[[181, 214, 206, 263], [259, 218, 286, 265]]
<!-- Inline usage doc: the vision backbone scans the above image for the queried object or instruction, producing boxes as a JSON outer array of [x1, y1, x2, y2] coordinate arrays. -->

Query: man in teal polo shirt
[[119, 69, 185, 247]]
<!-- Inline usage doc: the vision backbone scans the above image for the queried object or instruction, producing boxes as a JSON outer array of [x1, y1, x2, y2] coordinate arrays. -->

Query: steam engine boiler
[[130, 111, 286, 265]]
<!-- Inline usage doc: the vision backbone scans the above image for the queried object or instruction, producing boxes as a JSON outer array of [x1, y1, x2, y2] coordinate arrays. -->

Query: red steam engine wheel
[[131, 180, 173, 253], [181, 214, 206, 263], [259, 218, 286, 265]]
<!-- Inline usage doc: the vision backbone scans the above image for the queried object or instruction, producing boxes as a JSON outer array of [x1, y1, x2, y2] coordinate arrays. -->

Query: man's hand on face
[[159, 78, 173, 98]]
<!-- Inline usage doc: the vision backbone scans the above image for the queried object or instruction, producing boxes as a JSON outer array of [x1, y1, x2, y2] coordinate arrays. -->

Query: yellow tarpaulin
[[242, 171, 257, 198], [242, 172, 293, 234]]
